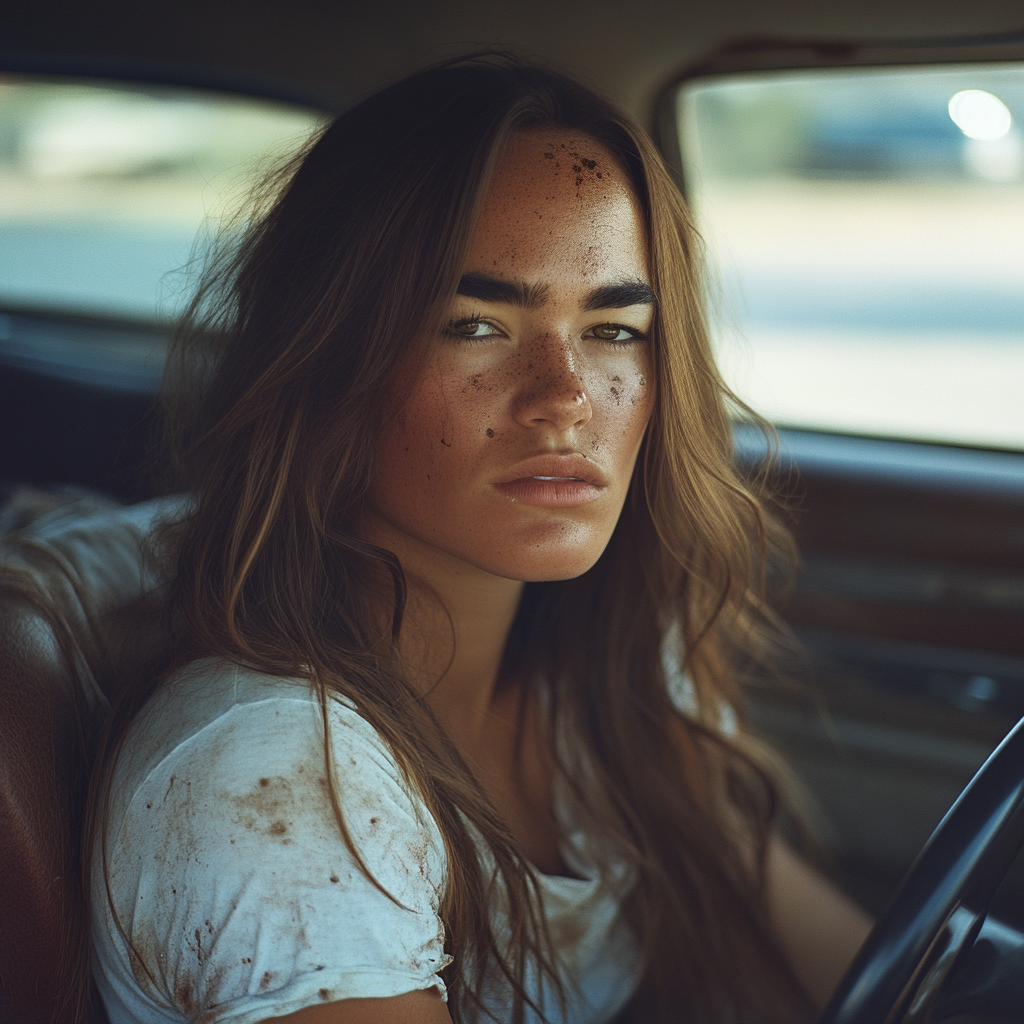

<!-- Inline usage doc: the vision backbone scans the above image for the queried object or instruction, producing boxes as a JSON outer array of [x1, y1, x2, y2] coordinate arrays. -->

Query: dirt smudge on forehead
[[534, 138, 612, 192], [464, 131, 642, 328]]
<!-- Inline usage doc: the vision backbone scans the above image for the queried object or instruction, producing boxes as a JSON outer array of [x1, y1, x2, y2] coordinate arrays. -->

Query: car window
[[673, 63, 1024, 450], [0, 73, 325, 388]]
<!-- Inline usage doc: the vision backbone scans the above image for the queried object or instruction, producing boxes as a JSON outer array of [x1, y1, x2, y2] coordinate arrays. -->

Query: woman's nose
[[510, 333, 593, 432]]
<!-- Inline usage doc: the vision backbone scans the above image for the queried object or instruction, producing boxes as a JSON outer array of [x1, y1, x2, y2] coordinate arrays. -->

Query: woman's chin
[[490, 548, 605, 583]]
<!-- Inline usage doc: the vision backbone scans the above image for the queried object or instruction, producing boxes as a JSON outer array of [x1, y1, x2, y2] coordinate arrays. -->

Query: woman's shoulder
[[104, 658, 442, 896], [106, 657, 443, 877], [114, 658, 399, 799], [94, 658, 450, 1023], [138, 655, 317, 736]]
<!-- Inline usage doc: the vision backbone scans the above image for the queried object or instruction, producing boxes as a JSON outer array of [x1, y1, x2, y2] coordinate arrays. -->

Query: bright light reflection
[[948, 90, 1013, 140]]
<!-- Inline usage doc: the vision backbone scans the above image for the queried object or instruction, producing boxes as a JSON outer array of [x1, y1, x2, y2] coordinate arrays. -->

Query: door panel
[[665, 35, 1024, 929], [742, 428, 1024, 922]]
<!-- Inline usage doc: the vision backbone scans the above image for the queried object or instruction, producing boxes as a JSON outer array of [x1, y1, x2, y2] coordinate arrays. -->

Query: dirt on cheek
[[633, 373, 650, 409], [612, 371, 651, 415], [435, 363, 455, 448]]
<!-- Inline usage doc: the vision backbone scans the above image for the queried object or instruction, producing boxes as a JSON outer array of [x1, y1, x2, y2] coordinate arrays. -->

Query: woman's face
[[365, 130, 655, 582]]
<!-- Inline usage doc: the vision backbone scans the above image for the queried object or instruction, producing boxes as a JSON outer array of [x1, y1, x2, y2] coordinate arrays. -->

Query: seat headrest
[[1, 491, 188, 709]]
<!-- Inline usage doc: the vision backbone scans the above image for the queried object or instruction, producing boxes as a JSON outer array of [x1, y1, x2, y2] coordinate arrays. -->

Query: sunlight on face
[[365, 131, 655, 583]]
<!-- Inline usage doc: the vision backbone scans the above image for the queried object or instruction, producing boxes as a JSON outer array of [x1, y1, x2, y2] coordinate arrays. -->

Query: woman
[[89, 53, 871, 1024]]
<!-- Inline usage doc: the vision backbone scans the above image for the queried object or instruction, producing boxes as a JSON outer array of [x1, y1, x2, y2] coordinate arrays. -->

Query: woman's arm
[[265, 988, 453, 1024], [766, 835, 874, 1011]]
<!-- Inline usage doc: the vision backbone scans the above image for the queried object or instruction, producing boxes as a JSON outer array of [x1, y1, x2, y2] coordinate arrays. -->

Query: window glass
[[0, 74, 325, 324], [676, 63, 1024, 450]]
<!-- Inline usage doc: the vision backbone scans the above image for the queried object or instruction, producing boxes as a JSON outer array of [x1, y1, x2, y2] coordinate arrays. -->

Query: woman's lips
[[494, 477, 605, 506], [493, 454, 608, 506]]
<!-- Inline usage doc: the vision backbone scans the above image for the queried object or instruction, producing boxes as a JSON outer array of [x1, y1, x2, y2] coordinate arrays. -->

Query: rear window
[[0, 74, 325, 324], [674, 63, 1024, 450]]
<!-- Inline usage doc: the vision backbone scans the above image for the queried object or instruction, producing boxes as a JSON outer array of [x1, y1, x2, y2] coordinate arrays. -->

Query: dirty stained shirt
[[90, 659, 642, 1024]]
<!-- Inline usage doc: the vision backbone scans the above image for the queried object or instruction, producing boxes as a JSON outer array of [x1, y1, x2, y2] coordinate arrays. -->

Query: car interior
[[1, 2, 1022, 1022]]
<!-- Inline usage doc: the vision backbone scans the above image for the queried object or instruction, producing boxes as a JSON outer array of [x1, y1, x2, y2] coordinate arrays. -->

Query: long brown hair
[[96, 52, 812, 1023]]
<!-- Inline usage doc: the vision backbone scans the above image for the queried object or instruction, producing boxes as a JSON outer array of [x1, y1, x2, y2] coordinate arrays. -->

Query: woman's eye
[[448, 319, 500, 339], [588, 323, 642, 343]]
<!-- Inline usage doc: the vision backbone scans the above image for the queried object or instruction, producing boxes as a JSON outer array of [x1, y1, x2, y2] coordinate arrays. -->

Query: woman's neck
[[357, 508, 525, 747]]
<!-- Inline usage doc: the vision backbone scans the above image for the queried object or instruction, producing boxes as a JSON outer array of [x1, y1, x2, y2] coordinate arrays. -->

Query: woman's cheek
[[450, 365, 516, 448], [595, 359, 653, 445], [396, 368, 501, 502], [412, 359, 480, 459]]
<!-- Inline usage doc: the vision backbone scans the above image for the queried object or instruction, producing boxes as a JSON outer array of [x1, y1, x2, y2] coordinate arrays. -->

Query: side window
[[0, 75, 325, 388], [672, 63, 1024, 450]]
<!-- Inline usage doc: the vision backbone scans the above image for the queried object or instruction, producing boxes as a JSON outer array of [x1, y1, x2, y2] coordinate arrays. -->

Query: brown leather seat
[[0, 491, 181, 1024]]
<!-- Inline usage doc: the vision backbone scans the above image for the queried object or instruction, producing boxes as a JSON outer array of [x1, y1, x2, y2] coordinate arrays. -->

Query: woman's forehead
[[464, 131, 648, 285]]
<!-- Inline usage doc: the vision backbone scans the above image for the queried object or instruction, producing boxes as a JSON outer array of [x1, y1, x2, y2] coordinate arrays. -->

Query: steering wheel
[[819, 713, 1024, 1024]]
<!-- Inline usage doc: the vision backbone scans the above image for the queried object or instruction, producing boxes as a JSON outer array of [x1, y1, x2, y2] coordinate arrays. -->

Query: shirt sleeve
[[94, 693, 451, 1024]]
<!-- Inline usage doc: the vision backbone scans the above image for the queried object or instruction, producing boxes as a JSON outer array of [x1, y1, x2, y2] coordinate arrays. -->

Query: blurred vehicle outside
[[676, 64, 1024, 449]]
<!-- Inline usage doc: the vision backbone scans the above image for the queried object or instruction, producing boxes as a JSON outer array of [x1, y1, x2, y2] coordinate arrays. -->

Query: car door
[[658, 33, 1024, 925]]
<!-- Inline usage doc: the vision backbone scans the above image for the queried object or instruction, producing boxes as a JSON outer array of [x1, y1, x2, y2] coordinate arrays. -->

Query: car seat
[[0, 491, 181, 1024]]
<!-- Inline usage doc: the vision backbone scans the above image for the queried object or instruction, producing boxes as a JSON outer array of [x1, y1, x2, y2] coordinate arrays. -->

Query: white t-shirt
[[91, 659, 642, 1024]]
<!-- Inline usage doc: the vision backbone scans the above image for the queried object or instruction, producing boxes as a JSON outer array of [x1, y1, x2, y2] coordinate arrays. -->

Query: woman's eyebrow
[[583, 281, 656, 311], [456, 273, 655, 311], [457, 273, 549, 308]]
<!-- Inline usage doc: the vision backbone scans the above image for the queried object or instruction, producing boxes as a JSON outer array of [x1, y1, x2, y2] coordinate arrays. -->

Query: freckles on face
[[473, 137, 639, 284], [366, 131, 655, 582]]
